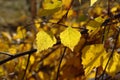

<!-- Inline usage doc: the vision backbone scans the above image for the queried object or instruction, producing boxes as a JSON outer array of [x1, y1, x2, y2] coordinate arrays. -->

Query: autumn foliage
[[0, 0, 120, 80]]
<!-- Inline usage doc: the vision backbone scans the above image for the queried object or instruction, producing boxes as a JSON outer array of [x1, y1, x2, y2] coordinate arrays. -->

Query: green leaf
[[36, 30, 57, 52], [60, 26, 81, 51], [90, 0, 97, 6]]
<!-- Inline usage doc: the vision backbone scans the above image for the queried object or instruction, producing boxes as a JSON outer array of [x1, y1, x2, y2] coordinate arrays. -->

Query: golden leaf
[[36, 30, 57, 52], [82, 44, 106, 76], [60, 26, 81, 51], [102, 52, 120, 76], [13, 26, 26, 39], [30, 55, 35, 65]]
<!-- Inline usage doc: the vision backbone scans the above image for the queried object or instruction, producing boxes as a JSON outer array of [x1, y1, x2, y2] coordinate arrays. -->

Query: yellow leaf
[[14, 26, 26, 39], [34, 19, 42, 29], [43, 0, 62, 10], [9, 47, 17, 54], [86, 70, 96, 80], [60, 26, 81, 51], [87, 20, 101, 34], [102, 52, 120, 76], [36, 30, 57, 52], [38, 71, 44, 80], [0, 66, 5, 76], [39, 0, 62, 17], [90, 0, 97, 6], [95, 16, 105, 23], [38, 7, 60, 17], [86, 17, 104, 38], [82, 44, 107, 76], [111, 6, 118, 13], [1, 32, 12, 42], [49, 10, 67, 23], [30, 55, 35, 65]]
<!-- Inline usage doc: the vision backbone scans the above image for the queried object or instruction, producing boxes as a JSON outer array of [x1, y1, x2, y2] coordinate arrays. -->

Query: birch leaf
[[36, 30, 57, 52], [60, 26, 81, 51], [82, 44, 107, 76]]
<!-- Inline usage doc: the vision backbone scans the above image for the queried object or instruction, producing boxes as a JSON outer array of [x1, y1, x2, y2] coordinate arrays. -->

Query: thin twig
[[55, 47, 66, 80], [0, 49, 37, 65], [21, 54, 31, 80], [0, 52, 14, 57]]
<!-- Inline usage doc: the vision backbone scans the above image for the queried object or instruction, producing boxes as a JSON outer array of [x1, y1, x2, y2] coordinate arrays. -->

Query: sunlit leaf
[[82, 44, 107, 76], [60, 26, 81, 51], [36, 30, 57, 52], [90, 0, 97, 6]]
